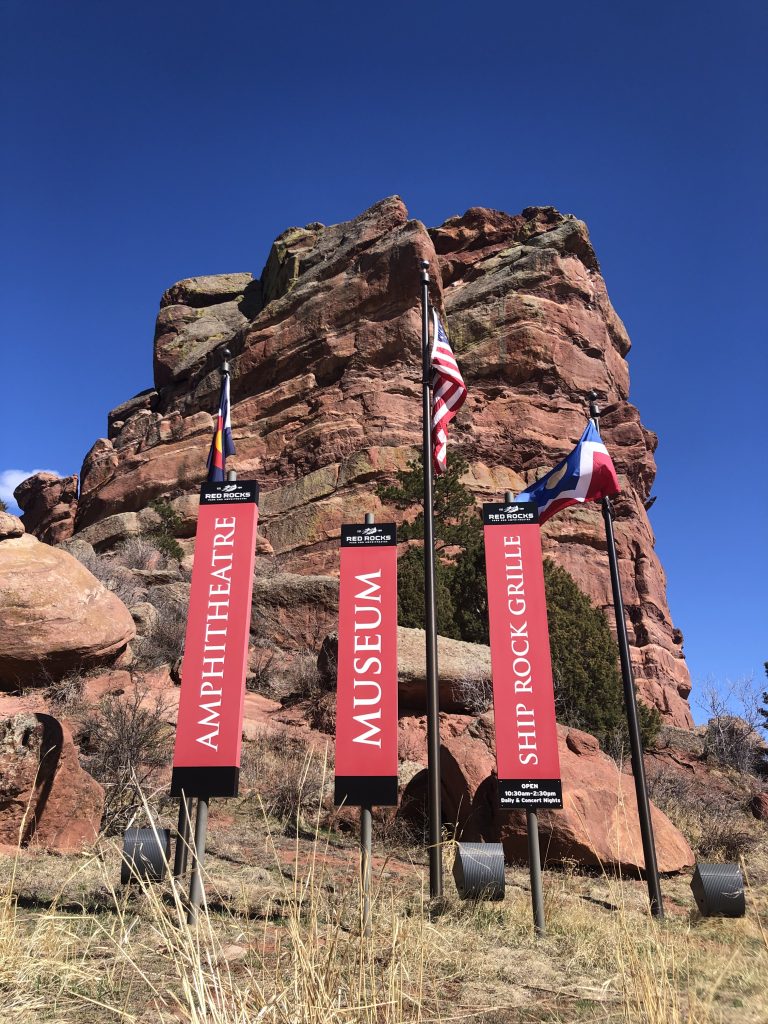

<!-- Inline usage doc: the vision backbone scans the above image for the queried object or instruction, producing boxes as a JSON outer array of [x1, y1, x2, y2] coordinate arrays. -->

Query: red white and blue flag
[[431, 310, 467, 474], [515, 421, 620, 523], [206, 374, 235, 482]]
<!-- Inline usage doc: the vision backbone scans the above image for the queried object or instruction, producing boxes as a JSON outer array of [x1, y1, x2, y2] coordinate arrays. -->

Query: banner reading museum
[[171, 480, 259, 798], [483, 502, 562, 810], [334, 523, 398, 807]]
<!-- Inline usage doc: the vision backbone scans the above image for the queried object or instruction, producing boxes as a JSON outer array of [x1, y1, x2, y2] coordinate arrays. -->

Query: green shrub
[[147, 498, 184, 560]]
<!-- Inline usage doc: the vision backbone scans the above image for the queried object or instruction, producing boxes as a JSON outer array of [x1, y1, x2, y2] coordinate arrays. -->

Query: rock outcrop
[[0, 712, 104, 852], [67, 197, 690, 726], [399, 715, 695, 874], [14, 472, 78, 544], [0, 523, 136, 686]]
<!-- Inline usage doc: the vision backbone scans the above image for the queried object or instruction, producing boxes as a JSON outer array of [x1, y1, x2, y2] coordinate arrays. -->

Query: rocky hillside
[[17, 197, 692, 727]]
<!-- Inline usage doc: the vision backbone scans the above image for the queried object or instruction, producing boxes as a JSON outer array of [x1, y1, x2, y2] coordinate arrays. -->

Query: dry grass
[[1, 756, 767, 1024]]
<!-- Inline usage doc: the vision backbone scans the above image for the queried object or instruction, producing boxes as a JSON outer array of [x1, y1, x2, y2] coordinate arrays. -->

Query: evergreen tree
[[759, 662, 768, 735], [378, 453, 661, 750], [543, 558, 660, 750]]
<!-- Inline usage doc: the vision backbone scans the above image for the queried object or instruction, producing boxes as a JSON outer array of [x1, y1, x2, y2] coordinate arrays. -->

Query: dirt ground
[[1, 791, 767, 1024]]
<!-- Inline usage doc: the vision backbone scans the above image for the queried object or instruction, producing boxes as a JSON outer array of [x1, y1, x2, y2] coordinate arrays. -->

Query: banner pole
[[420, 261, 443, 900], [358, 511, 375, 936], [505, 491, 546, 936], [186, 795, 209, 924], [173, 793, 193, 878], [588, 394, 664, 919]]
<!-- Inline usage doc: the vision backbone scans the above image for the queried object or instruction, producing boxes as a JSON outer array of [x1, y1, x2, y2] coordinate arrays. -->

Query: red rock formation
[[399, 715, 694, 874], [71, 197, 691, 726], [0, 527, 136, 686], [0, 712, 104, 852], [14, 472, 78, 544]]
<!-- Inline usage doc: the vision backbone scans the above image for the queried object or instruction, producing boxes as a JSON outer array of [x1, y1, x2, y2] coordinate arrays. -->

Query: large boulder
[[0, 713, 104, 852], [400, 716, 694, 874], [0, 532, 135, 686], [14, 472, 78, 545], [318, 627, 492, 713]]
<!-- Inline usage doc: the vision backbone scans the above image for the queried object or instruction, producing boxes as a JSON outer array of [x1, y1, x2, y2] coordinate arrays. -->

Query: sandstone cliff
[[27, 197, 691, 726]]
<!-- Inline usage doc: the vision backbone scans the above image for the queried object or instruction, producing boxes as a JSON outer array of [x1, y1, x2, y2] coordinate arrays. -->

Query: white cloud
[[0, 469, 63, 516]]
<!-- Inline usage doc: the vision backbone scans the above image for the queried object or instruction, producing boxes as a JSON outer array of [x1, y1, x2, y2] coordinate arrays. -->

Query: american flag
[[430, 310, 467, 474], [206, 374, 236, 482]]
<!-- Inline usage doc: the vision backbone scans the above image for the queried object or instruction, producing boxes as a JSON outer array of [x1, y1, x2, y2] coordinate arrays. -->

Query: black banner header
[[200, 480, 260, 505], [340, 523, 397, 547]]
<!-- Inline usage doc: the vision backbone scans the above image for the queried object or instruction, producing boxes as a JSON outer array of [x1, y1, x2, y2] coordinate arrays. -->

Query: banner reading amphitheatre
[[334, 523, 399, 807], [483, 502, 562, 810], [171, 480, 259, 798]]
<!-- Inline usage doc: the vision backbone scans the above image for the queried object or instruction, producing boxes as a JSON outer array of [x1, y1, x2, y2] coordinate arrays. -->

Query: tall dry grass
[[1, 748, 767, 1024]]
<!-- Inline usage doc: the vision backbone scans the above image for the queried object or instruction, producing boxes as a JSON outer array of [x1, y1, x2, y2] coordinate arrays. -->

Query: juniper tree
[[378, 454, 661, 750]]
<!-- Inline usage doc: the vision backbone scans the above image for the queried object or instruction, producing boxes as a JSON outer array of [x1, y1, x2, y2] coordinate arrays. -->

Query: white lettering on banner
[[502, 535, 539, 762], [351, 570, 384, 747], [516, 703, 539, 765], [195, 516, 237, 751]]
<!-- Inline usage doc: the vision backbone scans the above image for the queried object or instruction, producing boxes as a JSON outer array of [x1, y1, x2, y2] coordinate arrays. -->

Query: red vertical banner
[[483, 502, 563, 810], [334, 522, 398, 807], [171, 481, 259, 798]]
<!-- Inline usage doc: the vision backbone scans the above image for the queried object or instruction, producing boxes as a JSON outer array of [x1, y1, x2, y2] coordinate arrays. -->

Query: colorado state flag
[[206, 375, 235, 482], [515, 421, 620, 523]]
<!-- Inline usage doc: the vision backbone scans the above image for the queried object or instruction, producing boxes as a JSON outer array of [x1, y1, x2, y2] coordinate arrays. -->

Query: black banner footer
[[171, 766, 240, 798], [498, 778, 563, 809], [334, 775, 398, 807]]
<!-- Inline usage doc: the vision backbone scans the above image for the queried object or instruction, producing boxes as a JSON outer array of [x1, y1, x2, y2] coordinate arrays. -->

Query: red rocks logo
[[171, 482, 259, 798], [483, 503, 562, 809], [334, 524, 398, 806]]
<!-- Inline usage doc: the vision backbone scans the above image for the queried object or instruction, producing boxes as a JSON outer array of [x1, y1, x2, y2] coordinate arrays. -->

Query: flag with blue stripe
[[207, 375, 235, 482], [515, 420, 620, 524]]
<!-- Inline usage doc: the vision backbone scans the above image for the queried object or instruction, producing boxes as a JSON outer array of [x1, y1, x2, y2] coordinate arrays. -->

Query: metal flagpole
[[588, 392, 664, 919], [359, 512, 375, 936], [505, 492, 546, 936], [420, 260, 443, 899]]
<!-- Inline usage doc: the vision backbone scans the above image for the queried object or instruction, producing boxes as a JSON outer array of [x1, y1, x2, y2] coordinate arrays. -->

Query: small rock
[[130, 602, 160, 637], [0, 512, 24, 540]]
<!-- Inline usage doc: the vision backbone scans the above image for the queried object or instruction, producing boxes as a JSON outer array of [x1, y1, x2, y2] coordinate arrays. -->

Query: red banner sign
[[483, 502, 562, 810], [334, 523, 398, 806], [171, 481, 259, 798]]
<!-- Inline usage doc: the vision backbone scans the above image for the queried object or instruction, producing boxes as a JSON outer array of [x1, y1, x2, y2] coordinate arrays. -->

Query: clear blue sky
[[2, 1, 766, 716]]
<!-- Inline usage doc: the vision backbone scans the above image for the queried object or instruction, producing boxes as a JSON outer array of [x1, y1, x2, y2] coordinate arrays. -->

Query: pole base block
[[121, 827, 172, 884], [453, 842, 505, 901], [690, 863, 745, 917]]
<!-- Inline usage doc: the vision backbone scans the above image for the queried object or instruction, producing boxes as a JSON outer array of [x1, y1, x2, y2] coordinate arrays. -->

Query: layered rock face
[[68, 197, 691, 726]]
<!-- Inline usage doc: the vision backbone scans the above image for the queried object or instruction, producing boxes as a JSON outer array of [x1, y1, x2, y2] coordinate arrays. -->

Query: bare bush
[[697, 676, 766, 775], [80, 678, 173, 834], [115, 536, 166, 570], [452, 675, 493, 716], [133, 587, 187, 669], [68, 545, 146, 607], [646, 764, 762, 860], [46, 670, 87, 716], [240, 730, 330, 830]]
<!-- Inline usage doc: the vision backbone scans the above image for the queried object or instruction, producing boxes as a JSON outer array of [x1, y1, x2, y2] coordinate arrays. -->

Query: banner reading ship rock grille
[[170, 481, 259, 798], [334, 522, 398, 807], [483, 502, 562, 810]]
